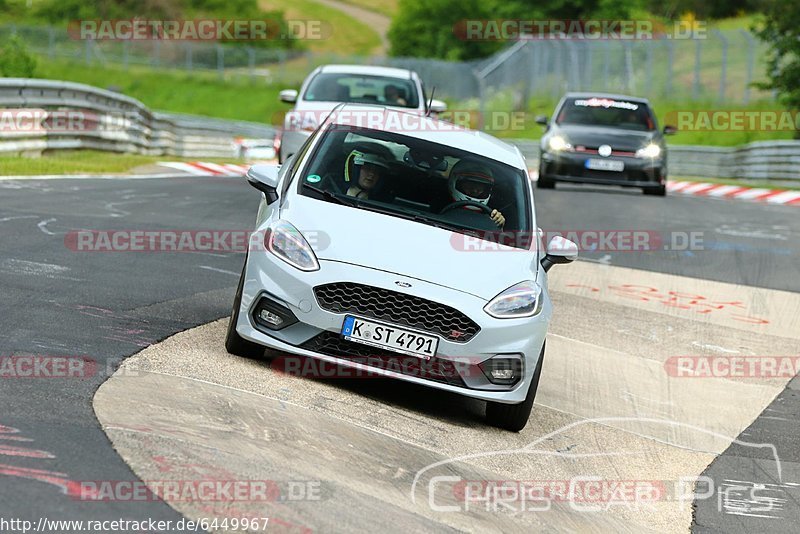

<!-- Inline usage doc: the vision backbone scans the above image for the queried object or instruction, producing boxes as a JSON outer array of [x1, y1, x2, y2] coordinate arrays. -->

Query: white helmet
[[448, 159, 494, 206]]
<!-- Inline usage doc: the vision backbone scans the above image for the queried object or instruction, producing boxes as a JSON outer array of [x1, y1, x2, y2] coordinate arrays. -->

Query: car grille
[[300, 331, 466, 387], [313, 282, 480, 342]]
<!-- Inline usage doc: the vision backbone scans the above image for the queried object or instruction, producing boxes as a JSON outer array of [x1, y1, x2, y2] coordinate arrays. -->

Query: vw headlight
[[635, 143, 661, 159], [484, 281, 543, 319], [265, 220, 320, 271], [548, 135, 572, 152]]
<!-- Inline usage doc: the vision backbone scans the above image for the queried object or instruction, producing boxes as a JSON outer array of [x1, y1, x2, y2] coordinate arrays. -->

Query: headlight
[[265, 220, 320, 271], [548, 135, 572, 152], [484, 281, 543, 319], [635, 143, 662, 159]]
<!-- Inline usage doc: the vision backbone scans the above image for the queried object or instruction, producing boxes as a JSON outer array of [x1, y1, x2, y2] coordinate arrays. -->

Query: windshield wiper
[[302, 183, 358, 206], [411, 214, 482, 237]]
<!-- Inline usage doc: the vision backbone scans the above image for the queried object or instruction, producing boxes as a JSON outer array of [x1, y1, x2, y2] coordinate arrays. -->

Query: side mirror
[[246, 164, 281, 204], [279, 89, 298, 104], [663, 125, 677, 135], [535, 115, 549, 126], [429, 99, 447, 113], [541, 236, 578, 272]]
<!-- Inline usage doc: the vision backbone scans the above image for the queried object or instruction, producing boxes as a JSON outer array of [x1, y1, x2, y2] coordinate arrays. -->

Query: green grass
[[258, 0, 381, 55], [0, 150, 236, 176], [338, 0, 398, 17], [37, 59, 286, 124]]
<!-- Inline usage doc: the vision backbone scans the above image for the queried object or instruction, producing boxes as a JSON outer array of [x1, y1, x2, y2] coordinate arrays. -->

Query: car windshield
[[297, 126, 531, 247], [556, 97, 655, 131], [303, 72, 420, 109]]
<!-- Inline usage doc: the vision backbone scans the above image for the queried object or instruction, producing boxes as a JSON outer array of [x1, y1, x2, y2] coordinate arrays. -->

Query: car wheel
[[536, 175, 555, 189], [224, 257, 266, 359], [643, 184, 667, 196], [485, 344, 545, 432]]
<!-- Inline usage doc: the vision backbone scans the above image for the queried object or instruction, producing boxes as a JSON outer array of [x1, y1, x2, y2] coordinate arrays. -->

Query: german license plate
[[341, 315, 438, 360], [585, 158, 624, 172]]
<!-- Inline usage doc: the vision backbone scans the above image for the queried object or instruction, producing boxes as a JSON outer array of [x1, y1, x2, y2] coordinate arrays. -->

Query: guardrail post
[[48, 26, 55, 59], [186, 43, 193, 71], [603, 40, 610, 91], [623, 40, 634, 94], [664, 38, 674, 98], [122, 40, 129, 70], [248, 47, 256, 81], [153, 39, 161, 67], [645, 40, 653, 96], [84, 38, 92, 65], [714, 30, 728, 103], [216, 45, 224, 79], [692, 39, 702, 100], [741, 30, 755, 104]]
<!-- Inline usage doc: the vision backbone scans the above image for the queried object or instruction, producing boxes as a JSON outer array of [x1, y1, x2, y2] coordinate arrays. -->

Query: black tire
[[224, 258, 266, 359], [485, 345, 545, 432], [643, 184, 667, 196], [536, 175, 555, 189]]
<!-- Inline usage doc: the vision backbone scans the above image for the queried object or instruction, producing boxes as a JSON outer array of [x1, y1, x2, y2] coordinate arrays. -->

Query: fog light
[[259, 309, 284, 327], [252, 296, 298, 331], [490, 369, 515, 380], [479, 355, 523, 385]]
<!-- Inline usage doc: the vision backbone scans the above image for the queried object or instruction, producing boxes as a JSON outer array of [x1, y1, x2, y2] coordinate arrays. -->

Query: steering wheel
[[439, 200, 493, 215]]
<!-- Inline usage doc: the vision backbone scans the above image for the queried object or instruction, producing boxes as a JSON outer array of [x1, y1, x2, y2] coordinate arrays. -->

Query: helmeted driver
[[344, 149, 389, 200], [448, 159, 505, 227]]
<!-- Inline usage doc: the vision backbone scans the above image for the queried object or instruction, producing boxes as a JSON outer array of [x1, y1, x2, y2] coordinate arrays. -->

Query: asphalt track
[[0, 174, 798, 532]]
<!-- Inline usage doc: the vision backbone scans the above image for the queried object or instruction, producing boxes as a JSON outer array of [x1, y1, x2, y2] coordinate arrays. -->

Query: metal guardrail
[[0, 78, 274, 158], [510, 139, 800, 181]]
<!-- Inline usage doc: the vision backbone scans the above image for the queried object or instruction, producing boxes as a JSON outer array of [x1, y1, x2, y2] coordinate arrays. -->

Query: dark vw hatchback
[[536, 93, 675, 196]]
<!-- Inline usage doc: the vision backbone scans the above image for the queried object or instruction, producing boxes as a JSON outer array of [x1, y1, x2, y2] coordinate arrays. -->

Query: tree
[[388, 0, 502, 61], [753, 0, 800, 137], [0, 35, 37, 78]]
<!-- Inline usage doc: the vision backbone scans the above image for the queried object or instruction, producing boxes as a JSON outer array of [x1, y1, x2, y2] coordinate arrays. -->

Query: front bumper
[[540, 150, 665, 188], [235, 254, 550, 404]]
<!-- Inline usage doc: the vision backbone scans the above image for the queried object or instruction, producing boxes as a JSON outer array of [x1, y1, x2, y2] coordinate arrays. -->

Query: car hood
[[280, 195, 539, 301], [553, 125, 657, 151]]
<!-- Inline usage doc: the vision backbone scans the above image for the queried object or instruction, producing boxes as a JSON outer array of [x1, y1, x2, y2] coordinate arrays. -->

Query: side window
[[280, 127, 321, 201]]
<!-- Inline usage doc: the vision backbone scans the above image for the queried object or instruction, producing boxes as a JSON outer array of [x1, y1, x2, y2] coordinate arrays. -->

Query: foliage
[[752, 0, 800, 137], [0, 35, 37, 77]]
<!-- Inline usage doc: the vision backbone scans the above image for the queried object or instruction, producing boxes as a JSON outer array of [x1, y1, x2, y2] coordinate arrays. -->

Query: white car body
[[276, 64, 443, 163], [227, 105, 576, 431]]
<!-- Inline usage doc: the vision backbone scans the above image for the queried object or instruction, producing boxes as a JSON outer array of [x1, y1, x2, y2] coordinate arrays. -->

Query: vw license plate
[[585, 158, 624, 172], [341, 315, 438, 360]]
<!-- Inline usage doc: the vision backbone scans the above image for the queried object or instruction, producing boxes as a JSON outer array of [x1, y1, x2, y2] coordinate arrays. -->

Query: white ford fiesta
[[225, 104, 577, 431]]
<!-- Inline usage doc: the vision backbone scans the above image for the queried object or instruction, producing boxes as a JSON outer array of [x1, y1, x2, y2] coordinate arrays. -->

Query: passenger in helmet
[[448, 159, 505, 227], [344, 149, 389, 200]]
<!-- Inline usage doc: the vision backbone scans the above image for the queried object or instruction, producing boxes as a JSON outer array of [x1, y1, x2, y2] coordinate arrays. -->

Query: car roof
[[561, 92, 651, 104], [318, 64, 416, 80], [328, 104, 524, 169]]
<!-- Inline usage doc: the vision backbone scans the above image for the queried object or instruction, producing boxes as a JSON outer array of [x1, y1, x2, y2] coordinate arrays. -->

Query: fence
[[1, 24, 773, 105], [0, 78, 274, 158]]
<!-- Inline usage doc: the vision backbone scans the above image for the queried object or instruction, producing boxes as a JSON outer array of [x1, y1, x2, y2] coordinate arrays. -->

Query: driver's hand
[[490, 209, 505, 227]]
